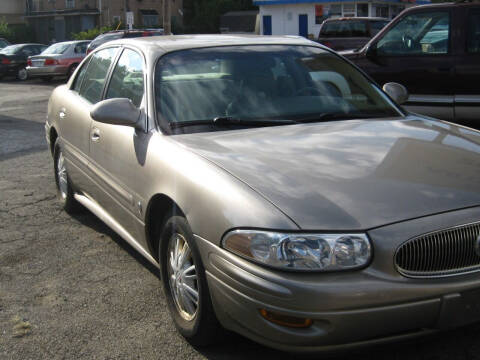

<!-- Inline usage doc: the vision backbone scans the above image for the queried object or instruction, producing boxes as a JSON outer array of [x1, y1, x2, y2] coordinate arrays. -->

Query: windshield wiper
[[169, 116, 297, 129], [295, 112, 394, 124]]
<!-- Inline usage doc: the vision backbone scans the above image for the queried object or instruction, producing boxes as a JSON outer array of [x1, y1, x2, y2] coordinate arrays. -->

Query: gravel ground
[[1, 79, 480, 360]]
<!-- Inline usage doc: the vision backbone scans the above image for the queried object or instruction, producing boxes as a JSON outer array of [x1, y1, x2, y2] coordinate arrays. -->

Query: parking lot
[[1, 79, 480, 360]]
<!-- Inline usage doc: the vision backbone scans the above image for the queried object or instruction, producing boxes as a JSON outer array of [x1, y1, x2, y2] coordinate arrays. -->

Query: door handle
[[59, 108, 66, 119], [91, 128, 100, 142]]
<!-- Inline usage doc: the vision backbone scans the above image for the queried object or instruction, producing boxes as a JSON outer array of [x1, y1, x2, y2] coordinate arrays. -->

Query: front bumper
[[195, 206, 480, 353], [27, 65, 68, 77]]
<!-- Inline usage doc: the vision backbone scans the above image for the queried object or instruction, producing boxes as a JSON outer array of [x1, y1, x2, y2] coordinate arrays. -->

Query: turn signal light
[[44, 58, 59, 66], [259, 309, 313, 328], [27, 59, 32, 66]]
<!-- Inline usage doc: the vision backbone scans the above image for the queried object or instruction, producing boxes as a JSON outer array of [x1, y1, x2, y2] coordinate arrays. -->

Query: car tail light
[[1, 57, 11, 65], [142, 31, 152, 36], [44, 58, 59, 66], [27, 59, 32, 66]]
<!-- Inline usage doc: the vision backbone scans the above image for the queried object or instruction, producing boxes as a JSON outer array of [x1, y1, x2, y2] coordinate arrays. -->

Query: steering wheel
[[294, 86, 323, 96], [402, 34, 414, 49]]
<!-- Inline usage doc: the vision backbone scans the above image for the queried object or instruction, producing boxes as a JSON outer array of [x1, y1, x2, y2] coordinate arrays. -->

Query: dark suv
[[317, 17, 389, 51], [344, 2, 480, 126], [87, 29, 164, 54]]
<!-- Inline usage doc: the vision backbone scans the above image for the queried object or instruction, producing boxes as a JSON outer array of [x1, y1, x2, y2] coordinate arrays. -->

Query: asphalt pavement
[[1, 79, 480, 360]]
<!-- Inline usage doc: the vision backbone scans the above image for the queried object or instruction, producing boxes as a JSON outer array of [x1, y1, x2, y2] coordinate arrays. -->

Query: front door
[[299, 14, 308, 38], [263, 15, 272, 35], [356, 9, 455, 120], [89, 47, 149, 246]]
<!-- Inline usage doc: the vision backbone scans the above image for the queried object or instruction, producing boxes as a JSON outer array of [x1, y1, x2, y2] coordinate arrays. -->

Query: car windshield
[[0, 44, 23, 55], [155, 45, 401, 128], [42, 42, 71, 55]]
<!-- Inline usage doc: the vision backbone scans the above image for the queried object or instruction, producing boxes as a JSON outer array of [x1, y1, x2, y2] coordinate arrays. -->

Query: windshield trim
[[152, 44, 406, 135]]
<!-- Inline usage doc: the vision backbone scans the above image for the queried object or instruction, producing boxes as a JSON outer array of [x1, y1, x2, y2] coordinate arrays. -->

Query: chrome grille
[[395, 222, 480, 278]]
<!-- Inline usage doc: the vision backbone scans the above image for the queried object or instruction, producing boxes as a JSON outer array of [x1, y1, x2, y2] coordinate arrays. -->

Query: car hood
[[173, 117, 480, 230]]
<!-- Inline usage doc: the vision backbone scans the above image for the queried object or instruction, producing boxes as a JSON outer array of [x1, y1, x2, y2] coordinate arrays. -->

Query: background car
[[0, 38, 10, 50], [86, 28, 164, 54], [343, 2, 480, 127], [27, 40, 90, 81], [317, 17, 389, 51], [0, 43, 47, 80], [46, 35, 480, 353]]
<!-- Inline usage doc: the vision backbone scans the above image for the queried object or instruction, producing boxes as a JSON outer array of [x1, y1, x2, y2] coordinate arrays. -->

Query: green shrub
[[72, 26, 115, 40]]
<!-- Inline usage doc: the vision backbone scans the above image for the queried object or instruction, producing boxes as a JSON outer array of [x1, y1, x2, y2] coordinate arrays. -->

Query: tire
[[53, 139, 81, 213], [67, 64, 78, 79], [17, 67, 28, 81], [159, 215, 221, 347]]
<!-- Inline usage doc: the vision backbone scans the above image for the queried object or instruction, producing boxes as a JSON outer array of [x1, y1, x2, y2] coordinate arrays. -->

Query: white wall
[[259, 4, 322, 38]]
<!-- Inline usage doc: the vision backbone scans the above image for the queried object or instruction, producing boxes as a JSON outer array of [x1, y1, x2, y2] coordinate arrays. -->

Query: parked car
[[343, 2, 480, 126], [27, 40, 90, 81], [0, 43, 47, 80], [318, 17, 389, 51], [86, 29, 164, 54], [0, 38, 10, 50], [46, 35, 480, 353]]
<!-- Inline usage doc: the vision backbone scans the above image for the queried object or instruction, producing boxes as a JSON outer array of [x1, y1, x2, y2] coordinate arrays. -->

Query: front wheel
[[17, 67, 28, 81], [53, 139, 81, 213], [159, 215, 221, 346]]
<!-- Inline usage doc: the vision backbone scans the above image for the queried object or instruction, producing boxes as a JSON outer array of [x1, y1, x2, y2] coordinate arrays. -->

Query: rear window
[[42, 42, 71, 55], [320, 21, 368, 37]]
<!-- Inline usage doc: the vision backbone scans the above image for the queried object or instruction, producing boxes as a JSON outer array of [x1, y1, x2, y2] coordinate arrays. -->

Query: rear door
[[454, 6, 480, 123], [356, 9, 455, 120], [59, 47, 119, 194]]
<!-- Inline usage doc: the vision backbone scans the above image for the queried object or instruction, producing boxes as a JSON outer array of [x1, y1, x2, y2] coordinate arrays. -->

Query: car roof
[[403, 1, 479, 10], [104, 34, 317, 54]]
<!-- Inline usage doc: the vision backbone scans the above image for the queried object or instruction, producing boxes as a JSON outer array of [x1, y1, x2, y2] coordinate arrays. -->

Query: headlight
[[222, 230, 371, 271]]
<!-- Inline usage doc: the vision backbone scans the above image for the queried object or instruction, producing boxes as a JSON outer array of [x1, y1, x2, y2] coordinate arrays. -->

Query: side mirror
[[383, 82, 409, 105], [90, 98, 142, 128]]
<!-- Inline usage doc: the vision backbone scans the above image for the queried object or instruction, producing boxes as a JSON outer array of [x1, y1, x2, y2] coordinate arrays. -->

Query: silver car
[[27, 40, 90, 81], [46, 35, 480, 353]]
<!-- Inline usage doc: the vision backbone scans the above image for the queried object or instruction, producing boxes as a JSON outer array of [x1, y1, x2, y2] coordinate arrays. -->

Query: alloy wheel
[[56, 151, 68, 199], [18, 68, 28, 81], [167, 233, 199, 321]]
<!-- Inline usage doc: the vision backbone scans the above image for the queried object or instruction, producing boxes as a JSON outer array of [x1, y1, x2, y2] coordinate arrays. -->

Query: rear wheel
[[53, 139, 81, 213], [159, 215, 221, 346], [17, 67, 28, 81]]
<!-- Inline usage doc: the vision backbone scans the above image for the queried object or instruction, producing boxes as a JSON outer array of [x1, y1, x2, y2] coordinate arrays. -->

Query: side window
[[74, 43, 87, 54], [72, 58, 91, 92], [78, 48, 118, 104], [105, 49, 145, 107], [467, 12, 480, 54], [377, 12, 450, 56]]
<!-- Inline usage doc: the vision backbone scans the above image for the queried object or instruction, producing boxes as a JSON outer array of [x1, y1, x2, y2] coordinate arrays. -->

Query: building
[[24, 0, 183, 44], [254, 0, 430, 38], [0, 0, 27, 25], [220, 10, 259, 34]]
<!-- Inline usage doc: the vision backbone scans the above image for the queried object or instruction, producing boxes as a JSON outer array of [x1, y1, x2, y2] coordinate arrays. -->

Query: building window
[[66, 0, 75, 9], [329, 4, 342, 18], [357, 3, 368, 17], [375, 5, 389, 18], [343, 4, 355, 17], [143, 15, 159, 26], [315, 5, 326, 24]]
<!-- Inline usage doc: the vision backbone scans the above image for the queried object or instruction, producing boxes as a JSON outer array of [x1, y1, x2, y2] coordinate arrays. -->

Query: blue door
[[299, 14, 308, 37], [263, 15, 272, 35]]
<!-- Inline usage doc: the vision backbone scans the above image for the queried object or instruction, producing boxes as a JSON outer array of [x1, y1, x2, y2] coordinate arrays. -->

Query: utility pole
[[163, 0, 171, 35]]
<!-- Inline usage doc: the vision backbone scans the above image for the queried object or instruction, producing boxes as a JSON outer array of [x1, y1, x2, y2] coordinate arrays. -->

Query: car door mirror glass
[[383, 82, 409, 105], [90, 98, 142, 128]]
